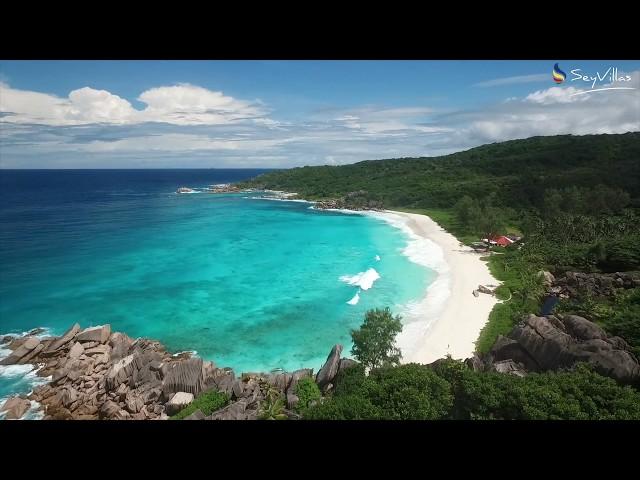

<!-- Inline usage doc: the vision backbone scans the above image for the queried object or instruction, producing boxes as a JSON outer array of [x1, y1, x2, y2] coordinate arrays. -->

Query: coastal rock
[[489, 359, 527, 377], [166, 391, 194, 415], [209, 399, 249, 420], [17, 343, 44, 364], [45, 323, 81, 353], [337, 358, 358, 375], [0, 336, 40, 365], [84, 344, 110, 356], [503, 314, 640, 384], [1, 396, 31, 420], [489, 335, 540, 372], [28, 328, 47, 336], [316, 344, 343, 389], [77, 325, 111, 344], [464, 353, 485, 372], [162, 357, 206, 397], [287, 368, 313, 395], [69, 342, 85, 359], [105, 354, 136, 391], [109, 332, 133, 363]]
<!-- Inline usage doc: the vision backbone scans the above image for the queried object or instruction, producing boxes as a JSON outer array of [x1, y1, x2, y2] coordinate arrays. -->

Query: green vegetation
[[239, 133, 640, 212], [258, 383, 288, 420], [351, 307, 403, 370], [170, 389, 229, 420], [304, 363, 454, 420], [304, 359, 640, 420], [558, 287, 640, 357], [294, 377, 321, 413]]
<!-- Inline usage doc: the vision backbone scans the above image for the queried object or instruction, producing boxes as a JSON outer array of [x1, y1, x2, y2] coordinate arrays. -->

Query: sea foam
[[340, 268, 381, 291], [361, 211, 451, 359], [347, 291, 361, 305]]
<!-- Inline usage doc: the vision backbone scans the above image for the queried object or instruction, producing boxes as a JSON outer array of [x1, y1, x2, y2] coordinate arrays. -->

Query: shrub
[[294, 377, 321, 413], [171, 389, 229, 420], [453, 364, 640, 420]]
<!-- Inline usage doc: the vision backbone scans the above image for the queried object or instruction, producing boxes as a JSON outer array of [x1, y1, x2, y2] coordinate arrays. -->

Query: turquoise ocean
[[0, 169, 434, 411]]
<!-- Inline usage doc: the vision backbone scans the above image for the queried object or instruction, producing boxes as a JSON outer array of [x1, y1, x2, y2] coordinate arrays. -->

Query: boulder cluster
[[549, 271, 640, 298], [467, 313, 640, 384], [0, 323, 357, 421]]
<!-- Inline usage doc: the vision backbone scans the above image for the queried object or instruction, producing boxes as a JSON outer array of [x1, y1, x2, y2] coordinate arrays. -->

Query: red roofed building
[[494, 235, 514, 247]]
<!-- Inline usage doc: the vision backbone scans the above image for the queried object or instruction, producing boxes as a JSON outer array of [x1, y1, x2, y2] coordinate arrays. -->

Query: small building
[[494, 236, 514, 247]]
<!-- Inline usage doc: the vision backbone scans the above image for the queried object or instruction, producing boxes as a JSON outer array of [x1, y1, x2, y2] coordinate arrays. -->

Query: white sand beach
[[369, 210, 500, 364]]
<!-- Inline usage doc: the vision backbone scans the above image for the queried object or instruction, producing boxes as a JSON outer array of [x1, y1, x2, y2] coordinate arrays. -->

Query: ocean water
[[0, 169, 434, 407]]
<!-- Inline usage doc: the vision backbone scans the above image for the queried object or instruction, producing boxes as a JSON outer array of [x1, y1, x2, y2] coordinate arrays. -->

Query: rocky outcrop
[[476, 313, 640, 384], [76, 325, 111, 344], [1, 396, 31, 420], [551, 271, 640, 299], [316, 344, 343, 390], [2, 323, 352, 421], [166, 392, 194, 415], [0, 336, 40, 365], [44, 323, 80, 353]]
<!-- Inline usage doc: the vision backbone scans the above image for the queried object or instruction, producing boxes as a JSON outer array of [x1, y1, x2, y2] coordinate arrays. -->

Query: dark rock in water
[[0, 336, 40, 365], [316, 344, 343, 389], [0, 335, 13, 345], [45, 323, 81, 353], [162, 357, 206, 397], [77, 325, 111, 344], [28, 328, 47, 336], [1, 396, 31, 420]]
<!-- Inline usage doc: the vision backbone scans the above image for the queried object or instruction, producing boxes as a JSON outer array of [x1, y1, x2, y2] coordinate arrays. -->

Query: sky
[[0, 60, 638, 168]]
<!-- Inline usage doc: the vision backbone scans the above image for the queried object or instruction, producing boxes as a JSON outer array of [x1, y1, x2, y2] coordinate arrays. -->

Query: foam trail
[[340, 268, 381, 291], [347, 291, 361, 305], [375, 255, 381, 261], [361, 211, 451, 359]]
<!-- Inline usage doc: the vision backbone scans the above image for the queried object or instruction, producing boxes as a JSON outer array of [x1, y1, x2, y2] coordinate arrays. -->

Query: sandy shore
[[370, 210, 500, 364]]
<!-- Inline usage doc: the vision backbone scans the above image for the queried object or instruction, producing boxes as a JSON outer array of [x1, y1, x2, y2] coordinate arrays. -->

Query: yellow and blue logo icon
[[552, 63, 566, 84]]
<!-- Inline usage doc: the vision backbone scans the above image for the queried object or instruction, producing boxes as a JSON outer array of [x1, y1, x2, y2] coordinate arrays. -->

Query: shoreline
[[247, 191, 501, 362], [374, 210, 500, 364]]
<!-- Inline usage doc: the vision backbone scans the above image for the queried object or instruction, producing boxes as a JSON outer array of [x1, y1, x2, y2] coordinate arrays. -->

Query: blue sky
[[1, 60, 638, 168]]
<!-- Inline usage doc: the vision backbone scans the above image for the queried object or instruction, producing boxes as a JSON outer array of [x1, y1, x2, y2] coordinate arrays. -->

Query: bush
[[294, 377, 321, 413], [171, 389, 229, 420], [453, 364, 640, 420], [305, 363, 454, 420], [494, 285, 511, 300]]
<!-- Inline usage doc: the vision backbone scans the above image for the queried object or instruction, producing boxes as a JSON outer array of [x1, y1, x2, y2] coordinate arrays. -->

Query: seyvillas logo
[[554, 63, 637, 97], [552, 63, 566, 84]]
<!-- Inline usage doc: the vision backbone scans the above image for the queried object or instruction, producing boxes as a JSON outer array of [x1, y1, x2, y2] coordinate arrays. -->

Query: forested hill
[[238, 133, 640, 210]]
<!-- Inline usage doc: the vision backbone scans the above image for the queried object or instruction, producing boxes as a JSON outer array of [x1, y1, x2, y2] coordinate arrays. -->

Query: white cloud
[[0, 82, 266, 126], [1, 72, 638, 168], [474, 73, 549, 87]]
